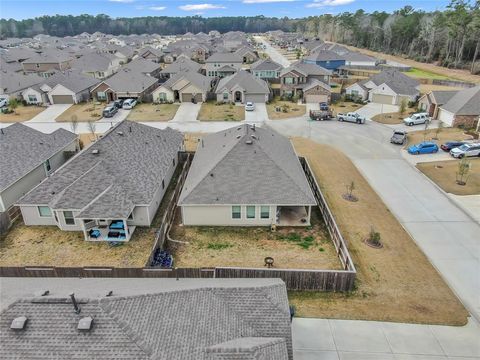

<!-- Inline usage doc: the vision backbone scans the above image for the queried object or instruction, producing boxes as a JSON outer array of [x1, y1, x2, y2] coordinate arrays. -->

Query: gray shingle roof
[[159, 57, 202, 75], [304, 50, 344, 62], [206, 52, 242, 63], [43, 70, 100, 94], [429, 90, 458, 105], [215, 70, 269, 95], [441, 86, 480, 115], [72, 51, 117, 72], [162, 70, 211, 92], [0, 284, 291, 360], [179, 124, 316, 206], [123, 58, 161, 74], [17, 121, 183, 219], [369, 69, 419, 96], [100, 68, 158, 93], [0, 124, 77, 192], [0, 71, 42, 94], [280, 61, 331, 77], [251, 59, 283, 72]]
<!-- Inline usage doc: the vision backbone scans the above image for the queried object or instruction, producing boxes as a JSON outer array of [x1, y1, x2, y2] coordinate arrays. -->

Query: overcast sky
[[1, 0, 451, 20]]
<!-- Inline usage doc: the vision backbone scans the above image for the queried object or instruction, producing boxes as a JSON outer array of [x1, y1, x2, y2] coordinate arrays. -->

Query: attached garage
[[245, 94, 266, 103], [305, 94, 328, 103], [437, 108, 455, 126], [181, 93, 203, 103], [51, 94, 74, 104], [372, 93, 394, 105]]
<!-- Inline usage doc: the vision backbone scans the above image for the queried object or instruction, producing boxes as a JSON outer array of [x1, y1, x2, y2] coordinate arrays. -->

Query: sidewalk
[[293, 317, 480, 359]]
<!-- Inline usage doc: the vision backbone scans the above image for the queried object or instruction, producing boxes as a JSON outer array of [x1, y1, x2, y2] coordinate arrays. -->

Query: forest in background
[[1, 0, 479, 73]]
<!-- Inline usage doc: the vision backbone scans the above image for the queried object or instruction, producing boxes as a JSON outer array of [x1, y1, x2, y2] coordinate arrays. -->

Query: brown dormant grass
[[267, 100, 306, 120], [372, 108, 415, 125], [0, 105, 45, 123], [197, 102, 245, 121], [127, 103, 179, 122], [406, 127, 473, 147], [289, 138, 468, 325], [56, 103, 102, 122]]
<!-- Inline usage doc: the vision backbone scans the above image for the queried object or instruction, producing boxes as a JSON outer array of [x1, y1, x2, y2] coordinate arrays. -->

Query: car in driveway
[[122, 99, 137, 110], [337, 112, 366, 124], [408, 141, 439, 155], [319, 102, 329, 111], [450, 143, 480, 158], [403, 112, 430, 126], [102, 105, 118, 118], [245, 102, 255, 111], [390, 130, 407, 145], [113, 99, 124, 109], [0, 98, 8, 108], [440, 141, 467, 152]]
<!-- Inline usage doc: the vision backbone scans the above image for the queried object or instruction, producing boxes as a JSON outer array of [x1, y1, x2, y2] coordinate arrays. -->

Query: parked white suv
[[450, 143, 480, 158], [245, 102, 255, 111], [122, 98, 137, 110], [403, 112, 430, 126]]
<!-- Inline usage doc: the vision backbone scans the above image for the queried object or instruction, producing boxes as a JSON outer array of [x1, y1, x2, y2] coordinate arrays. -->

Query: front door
[[234, 91, 242, 102]]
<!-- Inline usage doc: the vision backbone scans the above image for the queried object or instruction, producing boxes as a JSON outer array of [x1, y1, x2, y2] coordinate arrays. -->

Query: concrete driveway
[[26, 104, 72, 123], [253, 36, 292, 68], [98, 108, 130, 124], [245, 103, 268, 123], [170, 102, 201, 123], [356, 102, 399, 120]]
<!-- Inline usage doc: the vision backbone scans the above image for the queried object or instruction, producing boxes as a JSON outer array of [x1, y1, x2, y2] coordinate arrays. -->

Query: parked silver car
[[450, 143, 480, 158], [390, 130, 407, 145]]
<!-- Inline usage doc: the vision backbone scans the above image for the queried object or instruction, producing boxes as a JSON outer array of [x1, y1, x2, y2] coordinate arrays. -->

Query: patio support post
[[123, 219, 129, 240], [306, 206, 312, 225], [82, 220, 88, 241]]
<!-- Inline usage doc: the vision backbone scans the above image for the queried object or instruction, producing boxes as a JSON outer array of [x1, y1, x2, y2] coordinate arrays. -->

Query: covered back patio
[[276, 205, 311, 226], [81, 218, 136, 242]]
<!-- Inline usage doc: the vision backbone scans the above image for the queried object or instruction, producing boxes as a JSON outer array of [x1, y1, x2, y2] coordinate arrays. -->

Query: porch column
[[306, 206, 312, 225], [81, 220, 89, 241], [123, 219, 129, 241]]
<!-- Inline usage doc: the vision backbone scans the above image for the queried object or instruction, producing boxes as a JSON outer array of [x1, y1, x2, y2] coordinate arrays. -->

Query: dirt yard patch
[[127, 103, 179, 122], [197, 102, 245, 121], [56, 103, 102, 122], [406, 127, 472, 147], [184, 132, 204, 152], [0, 105, 45, 122], [168, 208, 341, 270], [267, 100, 306, 120], [289, 138, 467, 326], [372, 108, 415, 125], [417, 158, 480, 195], [419, 84, 462, 94], [330, 101, 362, 115]]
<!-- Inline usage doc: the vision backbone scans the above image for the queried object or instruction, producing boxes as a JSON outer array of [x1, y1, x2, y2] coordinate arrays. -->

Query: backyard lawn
[[267, 100, 306, 120], [169, 208, 341, 270], [56, 103, 102, 122], [127, 103, 179, 122], [0, 105, 45, 122], [417, 158, 480, 196], [289, 138, 468, 326], [371, 108, 416, 125], [197, 102, 245, 121], [406, 68, 450, 80]]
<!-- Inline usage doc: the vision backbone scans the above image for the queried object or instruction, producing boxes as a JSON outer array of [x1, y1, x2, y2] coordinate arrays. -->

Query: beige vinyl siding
[[181, 205, 276, 226]]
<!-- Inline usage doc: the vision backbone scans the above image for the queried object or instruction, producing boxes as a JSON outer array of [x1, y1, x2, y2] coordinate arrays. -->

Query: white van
[[403, 112, 430, 126]]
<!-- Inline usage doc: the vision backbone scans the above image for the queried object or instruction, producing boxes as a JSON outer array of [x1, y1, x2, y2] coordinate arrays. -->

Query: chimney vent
[[91, 149, 99, 155], [10, 316, 27, 330], [245, 140, 253, 145], [117, 131, 124, 136], [77, 316, 93, 331], [69, 292, 81, 314]]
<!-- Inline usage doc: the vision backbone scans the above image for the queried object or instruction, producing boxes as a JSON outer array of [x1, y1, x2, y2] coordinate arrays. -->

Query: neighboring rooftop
[[0, 124, 77, 192], [206, 52, 242, 63], [215, 70, 270, 94], [251, 58, 283, 71], [441, 85, 480, 115], [369, 68, 420, 95]]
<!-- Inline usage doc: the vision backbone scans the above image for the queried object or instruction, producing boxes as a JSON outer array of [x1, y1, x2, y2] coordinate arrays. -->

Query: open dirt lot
[[169, 208, 341, 269], [127, 103, 179, 122], [267, 100, 306, 120], [406, 127, 473, 146], [289, 138, 468, 326], [340, 43, 480, 84], [417, 158, 480, 196], [56, 103, 102, 122], [0, 105, 45, 123], [197, 102, 245, 121], [372, 108, 415, 125]]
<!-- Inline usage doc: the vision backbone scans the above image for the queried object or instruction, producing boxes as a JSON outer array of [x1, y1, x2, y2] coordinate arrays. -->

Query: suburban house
[[205, 52, 243, 78], [178, 124, 316, 226], [91, 68, 158, 102], [72, 51, 122, 79], [418, 90, 458, 119], [342, 52, 377, 67], [22, 71, 100, 105], [159, 56, 202, 80], [437, 86, 480, 127], [234, 46, 258, 64], [0, 124, 78, 233], [22, 50, 74, 74], [17, 121, 183, 242], [122, 58, 162, 78], [152, 70, 210, 103], [215, 70, 270, 103], [0, 71, 42, 102], [303, 50, 346, 71], [346, 69, 420, 105], [279, 61, 332, 102], [136, 46, 164, 62], [0, 280, 292, 360], [250, 59, 283, 81]]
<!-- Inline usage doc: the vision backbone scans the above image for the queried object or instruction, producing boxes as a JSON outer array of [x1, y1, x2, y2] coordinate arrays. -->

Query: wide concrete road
[[254, 36, 292, 67], [268, 118, 480, 321]]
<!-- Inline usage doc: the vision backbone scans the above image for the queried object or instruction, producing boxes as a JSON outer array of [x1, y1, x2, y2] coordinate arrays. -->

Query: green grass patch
[[206, 242, 233, 250], [406, 68, 449, 80]]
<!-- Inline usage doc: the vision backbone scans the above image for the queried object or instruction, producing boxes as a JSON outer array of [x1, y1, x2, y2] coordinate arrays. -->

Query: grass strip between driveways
[[289, 138, 468, 326]]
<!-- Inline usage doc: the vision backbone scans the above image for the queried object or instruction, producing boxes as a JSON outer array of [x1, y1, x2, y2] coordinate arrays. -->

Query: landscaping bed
[[168, 208, 341, 270], [0, 105, 45, 122], [289, 138, 468, 326], [56, 103, 102, 122], [197, 102, 245, 121], [267, 100, 306, 120], [417, 158, 480, 195], [127, 103, 179, 122]]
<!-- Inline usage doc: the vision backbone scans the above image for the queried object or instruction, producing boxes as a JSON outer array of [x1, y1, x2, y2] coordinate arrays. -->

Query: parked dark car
[[113, 99, 124, 109], [319, 102, 329, 111], [440, 141, 467, 152]]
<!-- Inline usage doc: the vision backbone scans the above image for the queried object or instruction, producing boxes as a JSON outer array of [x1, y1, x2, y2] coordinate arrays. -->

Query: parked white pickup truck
[[337, 112, 366, 124]]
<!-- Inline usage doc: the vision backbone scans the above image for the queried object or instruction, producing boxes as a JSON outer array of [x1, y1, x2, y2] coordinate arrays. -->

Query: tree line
[[1, 1, 478, 73]]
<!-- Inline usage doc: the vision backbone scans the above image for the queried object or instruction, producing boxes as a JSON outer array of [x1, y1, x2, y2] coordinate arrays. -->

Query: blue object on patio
[[89, 229, 101, 238], [109, 221, 124, 230]]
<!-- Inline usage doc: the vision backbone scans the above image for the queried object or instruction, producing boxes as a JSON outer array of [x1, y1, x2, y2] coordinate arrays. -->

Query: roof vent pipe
[[69, 292, 81, 314]]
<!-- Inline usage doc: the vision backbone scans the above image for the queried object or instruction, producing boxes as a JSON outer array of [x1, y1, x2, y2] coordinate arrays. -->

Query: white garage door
[[305, 94, 328, 103], [438, 108, 454, 126], [372, 94, 394, 105], [51, 95, 74, 104]]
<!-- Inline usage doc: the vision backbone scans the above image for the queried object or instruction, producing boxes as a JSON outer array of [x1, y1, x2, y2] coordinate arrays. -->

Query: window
[[284, 77, 294, 84], [260, 206, 270, 219], [223, 92, 229, 100], [159, 92, 167, 101], [38, 206, 52, 217], [63, 211, 75, 225], [44, 159, 51, 172], [232, 206, 241, 219], [97, 91, 106, 100], [246, 206, 255, 219], [98, 72, 104, 78], [28, 95, 37, 102]]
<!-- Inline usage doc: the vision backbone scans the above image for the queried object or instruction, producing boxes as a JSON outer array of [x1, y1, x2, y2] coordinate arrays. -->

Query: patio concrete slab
[[339, 352, 395, 359], [294, 350, 339, 360], [330, 320, 391, 353]]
